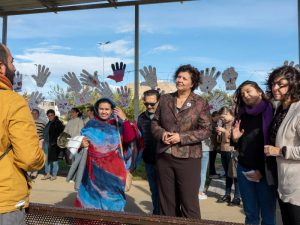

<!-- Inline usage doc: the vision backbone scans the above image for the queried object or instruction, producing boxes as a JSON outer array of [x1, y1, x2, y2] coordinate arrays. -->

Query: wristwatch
[[281, 146, 287, 158]]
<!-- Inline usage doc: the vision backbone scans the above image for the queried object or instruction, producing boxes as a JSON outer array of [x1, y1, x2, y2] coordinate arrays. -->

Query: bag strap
[[0, 145, 12, 161]]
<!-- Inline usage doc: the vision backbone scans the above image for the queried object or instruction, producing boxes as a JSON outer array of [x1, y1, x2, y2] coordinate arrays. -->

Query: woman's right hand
[[162, 131, 172, 145], [232, 120, 244, 142], [81, 137, 90, 148]]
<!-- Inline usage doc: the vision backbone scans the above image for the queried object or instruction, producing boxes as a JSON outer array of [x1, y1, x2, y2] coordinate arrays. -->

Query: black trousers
[[278, 197, 300, 225], [209, 150, 217, 175], [156, 153, 201, 219]]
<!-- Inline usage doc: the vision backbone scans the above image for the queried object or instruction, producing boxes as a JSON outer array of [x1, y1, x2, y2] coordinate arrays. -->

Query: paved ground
[[29, 175, 245, 223]]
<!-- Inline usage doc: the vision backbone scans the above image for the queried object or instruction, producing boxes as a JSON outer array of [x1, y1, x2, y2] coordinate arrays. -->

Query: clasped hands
[[162, 132, 180, 145], [264, 145, 281, 156]]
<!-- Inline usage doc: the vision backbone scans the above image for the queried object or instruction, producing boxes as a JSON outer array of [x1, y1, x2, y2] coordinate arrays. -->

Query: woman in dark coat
[[42, 109, 64, 180]]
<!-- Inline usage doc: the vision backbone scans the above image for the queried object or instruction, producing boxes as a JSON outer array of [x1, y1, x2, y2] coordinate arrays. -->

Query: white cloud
[[116, 23, 154, 33], [99, 39, 134, 57], [149, 44, 177, 54], [24, 45, 72, 54]]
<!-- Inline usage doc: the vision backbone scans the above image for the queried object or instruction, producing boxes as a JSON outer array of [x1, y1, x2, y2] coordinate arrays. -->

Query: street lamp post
[[98, 41, 110, 78]]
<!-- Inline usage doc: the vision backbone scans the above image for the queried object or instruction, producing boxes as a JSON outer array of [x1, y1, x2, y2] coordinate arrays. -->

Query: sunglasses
[[144, 102, 157, 107]]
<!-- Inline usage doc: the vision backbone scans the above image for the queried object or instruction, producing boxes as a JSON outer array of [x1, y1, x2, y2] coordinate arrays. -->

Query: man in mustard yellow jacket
[[0, 44, 46, 225]]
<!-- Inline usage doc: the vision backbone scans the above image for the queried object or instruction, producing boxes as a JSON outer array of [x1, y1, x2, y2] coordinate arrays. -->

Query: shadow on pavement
[[54, 192, 77, 207]]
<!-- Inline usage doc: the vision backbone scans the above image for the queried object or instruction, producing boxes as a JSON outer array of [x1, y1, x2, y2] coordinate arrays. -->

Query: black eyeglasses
[[144, 102, 157, 107]]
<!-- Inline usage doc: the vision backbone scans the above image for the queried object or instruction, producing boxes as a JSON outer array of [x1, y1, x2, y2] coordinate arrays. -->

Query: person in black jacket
[[42, 109, 64, 181], [137, 89, 160, 215]]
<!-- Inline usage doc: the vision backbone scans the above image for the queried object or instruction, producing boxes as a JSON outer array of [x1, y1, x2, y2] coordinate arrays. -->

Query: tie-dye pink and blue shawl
[[74, 118, 127, 211]]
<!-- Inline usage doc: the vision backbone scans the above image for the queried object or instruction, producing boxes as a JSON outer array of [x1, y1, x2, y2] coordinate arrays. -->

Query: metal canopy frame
[[0, 0, 193, 119], [0, 0, 192, 16]]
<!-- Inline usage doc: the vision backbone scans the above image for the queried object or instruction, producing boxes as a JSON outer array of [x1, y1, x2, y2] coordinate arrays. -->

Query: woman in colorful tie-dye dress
[[75, 98, 136, 211]]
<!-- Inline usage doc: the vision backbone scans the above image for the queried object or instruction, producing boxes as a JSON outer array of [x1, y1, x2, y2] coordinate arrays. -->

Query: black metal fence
[[26, 203, 243, 225]]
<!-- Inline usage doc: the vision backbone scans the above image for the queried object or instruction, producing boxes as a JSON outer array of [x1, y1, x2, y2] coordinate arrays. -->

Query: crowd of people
[[1, 43, 300, 225]]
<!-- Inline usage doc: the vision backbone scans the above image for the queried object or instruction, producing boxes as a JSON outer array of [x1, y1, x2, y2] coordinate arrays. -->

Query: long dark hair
[[266, 65, 300, 102], [71, 107, 82, 118], [234, 80, 268, 116]]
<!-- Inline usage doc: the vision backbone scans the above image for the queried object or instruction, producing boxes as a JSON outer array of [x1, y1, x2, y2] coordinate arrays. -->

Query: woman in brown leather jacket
[[152, 64, 212, 219]]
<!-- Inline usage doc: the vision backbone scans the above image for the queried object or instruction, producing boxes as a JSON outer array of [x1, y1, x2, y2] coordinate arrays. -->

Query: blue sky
[[1, 0, 298, 98]]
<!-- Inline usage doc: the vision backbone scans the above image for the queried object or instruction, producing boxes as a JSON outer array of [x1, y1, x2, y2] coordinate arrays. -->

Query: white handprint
[[199, 67, 221, 93], [56, 94, 72, 114], [156, 87, 166, 96], [79, 70, 100, 88], [222, 67, 238, 90], [74, 89, 93, 106], [28, 91, 45, 110], [117, 86, 131, 108], [96, 82, 114, 99], [140, 66, 158, 89], [208, 94, 227, 113], [283, 60, 300, 70], [13, 71, 22, 92], [32, 64, 51, 88], [62, 72, 82, 92]]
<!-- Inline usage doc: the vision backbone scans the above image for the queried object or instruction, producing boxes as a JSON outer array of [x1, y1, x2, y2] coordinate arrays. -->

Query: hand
[[13, 71, 23, 92], [95, 82, 114, 99], [264, 145, 281, 156], [28, 91, 45, 110], [165, 133, 181, 144], [117, 86, 131, 108], [74, 88, 93, 106], [114, 106, 127, 121], [107, 62, 126, 83], [283, 60, 300, 70], [162, 132, 173, 145], [216, 127, 226, 133], [62, 72, 82, 92], [232, 120, 244, 142], [81, 137, 90, 148], [140, 65, 158, 89], [208, 94, 227, 113], [80, 69, 100, 88], [199, 67, 221, 93], [32, 64, 51, 87], [39, 139, 44, 149], [222, 67, 238, 90], [247, 170, 262, 181], [56, 94, 72, 115]]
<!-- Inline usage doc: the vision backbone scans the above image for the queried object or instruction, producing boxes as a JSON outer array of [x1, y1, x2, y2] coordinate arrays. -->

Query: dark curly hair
[[234, 80, 268, 116], [266, 65, 300, 102], [173, 64, 200, 91]]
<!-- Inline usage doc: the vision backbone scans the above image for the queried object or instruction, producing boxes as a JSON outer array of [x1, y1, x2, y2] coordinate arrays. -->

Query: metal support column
[[134, 4, 139, 120], [2, 16, 7, 45], [298, 0, 300, 64]]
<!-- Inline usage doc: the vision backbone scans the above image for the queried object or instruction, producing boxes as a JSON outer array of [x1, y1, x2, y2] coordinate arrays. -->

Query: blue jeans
[[199, 151, 209, 193], [43, 142, 59, 176], [221, 151, 240, 198], [45, 160, 59, 176], [237, 164, 276, 225], [145, 163, 160, 215]]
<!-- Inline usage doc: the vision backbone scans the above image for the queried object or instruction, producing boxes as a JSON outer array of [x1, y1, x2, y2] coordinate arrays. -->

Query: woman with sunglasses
[[264, 65, 300, 225], [152, 64, 212, 219]]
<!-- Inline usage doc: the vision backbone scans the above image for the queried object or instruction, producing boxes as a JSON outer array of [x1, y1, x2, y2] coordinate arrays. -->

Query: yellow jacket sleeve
[[8, 94, 45, 171]]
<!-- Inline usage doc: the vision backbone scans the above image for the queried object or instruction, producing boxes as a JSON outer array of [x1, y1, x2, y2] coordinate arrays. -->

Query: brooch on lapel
[[186, 102, 192, 107]]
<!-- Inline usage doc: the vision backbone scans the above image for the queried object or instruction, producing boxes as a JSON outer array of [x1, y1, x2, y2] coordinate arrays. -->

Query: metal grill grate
[[26, 203, 243, 225]]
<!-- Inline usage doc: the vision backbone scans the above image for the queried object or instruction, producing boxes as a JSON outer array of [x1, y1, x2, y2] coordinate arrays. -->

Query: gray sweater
[[275, 101, 300, 206]]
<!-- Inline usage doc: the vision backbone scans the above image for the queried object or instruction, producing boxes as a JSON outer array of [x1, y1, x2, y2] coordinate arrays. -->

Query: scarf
[[0, 74, 13, 90], [238, 100, 273, 145]]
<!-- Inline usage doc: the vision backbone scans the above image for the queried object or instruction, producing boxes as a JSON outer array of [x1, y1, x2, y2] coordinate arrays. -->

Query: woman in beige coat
[[264, 65, 300, 225]]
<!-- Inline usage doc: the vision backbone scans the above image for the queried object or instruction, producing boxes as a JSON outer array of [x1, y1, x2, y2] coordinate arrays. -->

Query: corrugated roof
[[0, 0, 192, 16]]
